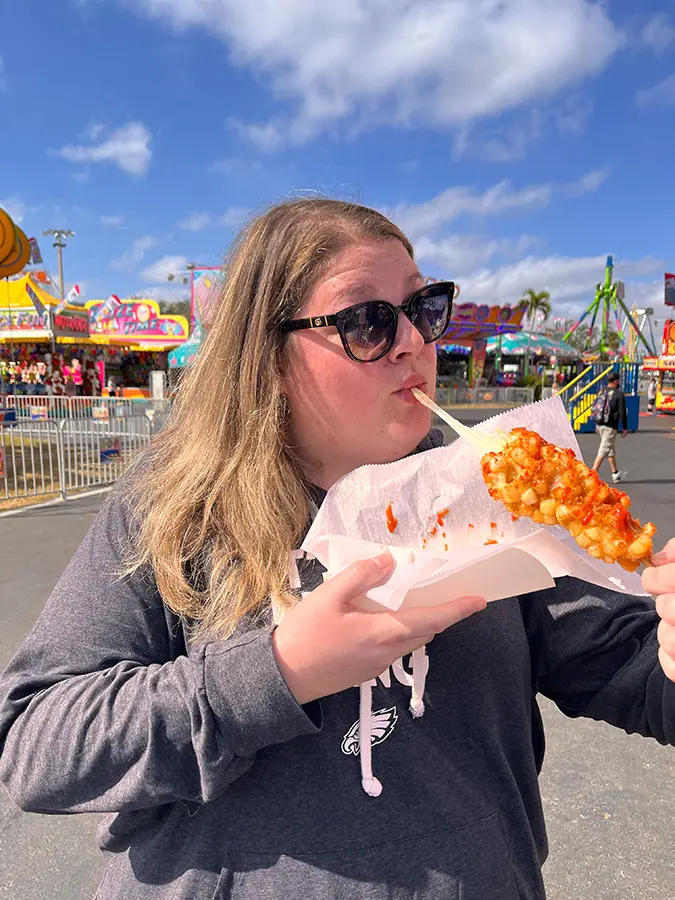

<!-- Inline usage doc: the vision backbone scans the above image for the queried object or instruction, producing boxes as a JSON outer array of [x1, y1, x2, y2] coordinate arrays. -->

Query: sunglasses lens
[[410, 289, 451, 342], [341, 301, 397, 361]]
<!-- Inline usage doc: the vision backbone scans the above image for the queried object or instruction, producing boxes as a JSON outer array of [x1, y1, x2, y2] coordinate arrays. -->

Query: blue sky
[[2, 0, 675, 330]]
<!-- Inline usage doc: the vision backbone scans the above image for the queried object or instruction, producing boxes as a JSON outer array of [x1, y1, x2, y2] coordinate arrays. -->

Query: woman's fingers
[[324, 554, 395, 610], [386, 596, 487, 642], [651, 539, 675, 566]]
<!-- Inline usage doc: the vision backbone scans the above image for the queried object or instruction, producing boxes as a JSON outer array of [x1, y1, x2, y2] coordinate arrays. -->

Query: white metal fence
[[1, 415, 155, 506], [435, 386, 535, 407], [2, 388, 533, 424], [3, 394, 170, 422]]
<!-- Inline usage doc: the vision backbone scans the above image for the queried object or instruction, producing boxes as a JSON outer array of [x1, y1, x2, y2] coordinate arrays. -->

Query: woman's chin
[[382, 415, 433, 460]]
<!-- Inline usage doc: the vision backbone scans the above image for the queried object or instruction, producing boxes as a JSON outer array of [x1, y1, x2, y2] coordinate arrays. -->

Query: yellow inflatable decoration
[[0, 207, 31, 278]]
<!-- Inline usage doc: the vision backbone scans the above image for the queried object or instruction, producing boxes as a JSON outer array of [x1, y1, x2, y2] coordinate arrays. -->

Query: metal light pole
[[42, 229, 75, 353], [42, 229, 75, 301]]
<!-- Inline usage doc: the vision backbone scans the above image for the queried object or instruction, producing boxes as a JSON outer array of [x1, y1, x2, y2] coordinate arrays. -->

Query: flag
[[25, 282, 46, 316], [28, 238, 43, 266], [95, 294, 122, 322], [54, 285, 82, 315]]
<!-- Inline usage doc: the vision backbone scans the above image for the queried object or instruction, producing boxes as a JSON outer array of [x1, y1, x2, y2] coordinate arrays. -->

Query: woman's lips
[[393, 382, 427, 403]]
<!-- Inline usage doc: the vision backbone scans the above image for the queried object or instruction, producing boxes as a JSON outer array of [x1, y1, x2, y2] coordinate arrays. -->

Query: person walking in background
[[647, 377, 657, 414], [591, 371, 628, 483]]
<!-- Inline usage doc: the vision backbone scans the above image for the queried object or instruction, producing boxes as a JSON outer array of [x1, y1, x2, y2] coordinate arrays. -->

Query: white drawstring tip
[[409, 698, 425, 718], [361, 776, 383, 797]]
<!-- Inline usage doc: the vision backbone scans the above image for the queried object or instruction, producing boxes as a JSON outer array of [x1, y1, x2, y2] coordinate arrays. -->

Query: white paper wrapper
[[302, 396, 648, 609]]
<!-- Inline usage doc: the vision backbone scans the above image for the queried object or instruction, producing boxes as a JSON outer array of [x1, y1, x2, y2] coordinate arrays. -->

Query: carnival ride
[[563, 255, 656, 359], [558, 256, 661, 432]]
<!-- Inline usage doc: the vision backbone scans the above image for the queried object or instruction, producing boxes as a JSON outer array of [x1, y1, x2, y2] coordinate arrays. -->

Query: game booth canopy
[[0, 204, 191, 396]]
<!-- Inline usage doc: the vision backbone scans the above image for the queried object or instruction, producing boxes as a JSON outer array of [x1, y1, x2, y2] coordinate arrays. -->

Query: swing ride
[[562, 255, 656, 360]]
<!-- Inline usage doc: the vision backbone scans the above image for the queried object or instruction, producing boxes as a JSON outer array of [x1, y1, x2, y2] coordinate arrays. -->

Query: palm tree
[[519, 289, 552, 375]]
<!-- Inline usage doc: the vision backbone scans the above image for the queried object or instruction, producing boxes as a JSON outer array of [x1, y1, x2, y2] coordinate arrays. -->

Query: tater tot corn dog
[[481, 428, 656, 572]]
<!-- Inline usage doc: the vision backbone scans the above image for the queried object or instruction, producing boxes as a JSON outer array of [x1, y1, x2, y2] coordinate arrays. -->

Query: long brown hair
[[125, 198, 414, 641]]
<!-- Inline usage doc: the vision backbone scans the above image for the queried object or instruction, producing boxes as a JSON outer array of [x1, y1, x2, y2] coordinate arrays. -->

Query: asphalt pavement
[[1, 409, 674, 900]]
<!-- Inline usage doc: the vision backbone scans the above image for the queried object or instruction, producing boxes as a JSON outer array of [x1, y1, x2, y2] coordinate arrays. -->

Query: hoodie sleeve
[[523, 577, 675, 745], [0, 492, 322, 815]]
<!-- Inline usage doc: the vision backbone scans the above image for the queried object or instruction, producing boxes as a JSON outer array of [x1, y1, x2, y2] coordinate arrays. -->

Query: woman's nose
[[389, 309, 425, 360]]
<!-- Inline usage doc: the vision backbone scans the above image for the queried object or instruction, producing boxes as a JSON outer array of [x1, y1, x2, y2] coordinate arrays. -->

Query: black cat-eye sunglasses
[[282, 281, 455, 363]]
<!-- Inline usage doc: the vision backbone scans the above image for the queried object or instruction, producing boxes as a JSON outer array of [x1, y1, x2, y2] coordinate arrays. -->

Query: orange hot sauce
[[385, 503, 398, 534], [436, 508, 450, 526]]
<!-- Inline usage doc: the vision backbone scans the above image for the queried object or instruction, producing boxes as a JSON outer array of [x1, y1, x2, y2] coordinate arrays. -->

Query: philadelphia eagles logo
[[341, 707, 398, 756]]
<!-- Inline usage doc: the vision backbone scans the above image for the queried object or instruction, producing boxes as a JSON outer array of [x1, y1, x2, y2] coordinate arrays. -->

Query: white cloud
[[229, 118, 285, 153], [0, 56, 7, 92], [391, 182, 552, 241], [53, 121, 153, 176], [1, 196, 27, 224], [141, 254, 189, 282], [640, 13, 675, 53], [454, 111, 544, 163], [84, 122, 107, 141], [72, 170, 90, 183], [110, 235, 158, 270], [177, 212, 211, 231], [416, 234, 537, 273], [128, 0, 623, 147], [455, 253, 665, 317], [219, 206, 251, 229], [637, 74, 675, 108], [100, 214, 126, 227], [556, 95, 593, 134], [391, 170, 606, 240], [565, 167, 608, 196], [141, 285, 191, 304]]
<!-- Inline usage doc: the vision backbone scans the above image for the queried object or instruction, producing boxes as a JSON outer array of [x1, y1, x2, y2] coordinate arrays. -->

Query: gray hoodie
[[1, 431, 674, 899]]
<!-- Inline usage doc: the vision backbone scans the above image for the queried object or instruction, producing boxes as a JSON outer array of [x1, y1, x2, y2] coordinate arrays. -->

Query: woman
[[0, 199, 674, 900]]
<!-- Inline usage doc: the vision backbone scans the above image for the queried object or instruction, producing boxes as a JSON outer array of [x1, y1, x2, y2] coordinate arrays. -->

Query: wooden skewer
[[411, 388, 506, 455]]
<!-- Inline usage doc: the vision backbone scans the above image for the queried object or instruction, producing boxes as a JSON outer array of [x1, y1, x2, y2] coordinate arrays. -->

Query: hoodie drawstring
[[358, 645, 429, 797], [289, 551, 430, 798], [359, 680, 382, 797]]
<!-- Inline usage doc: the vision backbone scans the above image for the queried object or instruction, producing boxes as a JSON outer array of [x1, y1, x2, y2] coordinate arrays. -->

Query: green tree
[[518, 289, 552, 374], [159, 299, 191, 320]]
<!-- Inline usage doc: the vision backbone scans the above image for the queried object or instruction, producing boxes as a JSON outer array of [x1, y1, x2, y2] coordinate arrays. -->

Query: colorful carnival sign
[[438, 302, 526, 343], [54, 309, 90, 339], [0, 307, 48, 340], [191, 267, 222, 329], [662, 320, 675, 356], [86, 298, 189, 345]]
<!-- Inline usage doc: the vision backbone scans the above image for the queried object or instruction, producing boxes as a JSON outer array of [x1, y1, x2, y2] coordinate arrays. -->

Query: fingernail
[[374, 553, 393, 572]]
